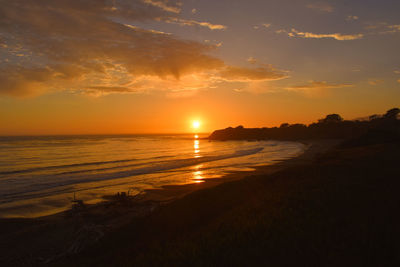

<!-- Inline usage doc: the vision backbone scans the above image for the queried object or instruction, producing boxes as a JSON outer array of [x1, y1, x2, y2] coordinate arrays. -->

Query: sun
[[192, 120, 201, 129]]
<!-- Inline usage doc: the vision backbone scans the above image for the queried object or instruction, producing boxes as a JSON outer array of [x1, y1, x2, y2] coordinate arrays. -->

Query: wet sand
[[139, 139, 339, 203]]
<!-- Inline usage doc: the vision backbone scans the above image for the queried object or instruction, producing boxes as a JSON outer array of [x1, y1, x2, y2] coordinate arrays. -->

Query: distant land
[[209, 108, 400, 142]]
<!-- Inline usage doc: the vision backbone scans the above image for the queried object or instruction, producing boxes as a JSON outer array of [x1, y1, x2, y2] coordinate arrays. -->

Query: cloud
[[368, 79, 384, 86], [386, 24, 400, 33], [124, 24, 171, 35], [142, 0, 181, 14], [364, 22, 400, 35], [204, 40, 223, 47], [289, 28, 364, 40], [286, 80, 353, 97], [287, 81, 353, 91], [253, 23, 271, 30], [276, 29, 287, 34], [0, 0, 231, 97], [306, 2, 334, 13], [0, 66, 55, 97], [0, 0, 289, 98], [160, 17, 227, 30], [219, 66, 288, 82], [247, 57, 257, 64], [84, 86, 138, 97], [346, 15, 359, 21]]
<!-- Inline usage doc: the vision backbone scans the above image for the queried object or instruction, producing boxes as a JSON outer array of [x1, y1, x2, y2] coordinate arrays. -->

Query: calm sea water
[[0, 134, 306, 218]]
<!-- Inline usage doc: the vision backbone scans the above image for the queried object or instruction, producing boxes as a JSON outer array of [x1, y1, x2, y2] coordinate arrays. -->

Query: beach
[[58, 136, 400, 266], [0, 135, 304, 218], [0, 139, 340, 265], [1, 136, 400, 266]]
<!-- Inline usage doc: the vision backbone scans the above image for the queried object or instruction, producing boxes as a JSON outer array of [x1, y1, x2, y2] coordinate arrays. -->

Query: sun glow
[[192, 120, 201, 129]]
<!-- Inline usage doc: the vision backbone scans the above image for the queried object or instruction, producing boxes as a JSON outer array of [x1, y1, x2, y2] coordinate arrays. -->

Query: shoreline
[[136, 139, 339, 204], [2, 139, 335, 221], [0, 138, 303, 220], [0, 139, 340, 265]]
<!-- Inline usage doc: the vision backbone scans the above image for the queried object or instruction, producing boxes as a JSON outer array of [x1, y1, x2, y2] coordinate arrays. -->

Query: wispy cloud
[[124, 24, 171, 35], [253, 23, 271, 30], [287, 81, 353, 91], [160, 17, 227, 30], [368, 79, 384, 86], [286, 80, 354, 97], [84, 86, 138, 97], [204, 40, 223, 47], [288, 28, 364, 41], [386, 24, 400, 33], [364, 22, 400, 35], [219, 66, 288, 82], [306, 2, 334, 13], [142, 0, 181, 14], [247, 57, 257, 64], [346, 15, 359, 21]]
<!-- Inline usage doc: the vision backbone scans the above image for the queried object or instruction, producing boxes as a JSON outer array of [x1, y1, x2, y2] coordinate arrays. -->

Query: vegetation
[[209, 108, 400, 141]]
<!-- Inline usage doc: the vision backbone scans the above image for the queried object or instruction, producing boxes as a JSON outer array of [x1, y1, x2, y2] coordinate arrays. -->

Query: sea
[[0, 134, 306, 218]]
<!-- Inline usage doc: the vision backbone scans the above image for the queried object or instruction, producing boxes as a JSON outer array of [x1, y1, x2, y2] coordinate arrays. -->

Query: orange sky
[[0, 0, 399, 135]]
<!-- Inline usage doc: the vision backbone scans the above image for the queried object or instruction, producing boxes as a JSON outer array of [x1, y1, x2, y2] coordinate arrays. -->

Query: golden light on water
[[193, 164, 204, 183], [194, 139, 200, 158]]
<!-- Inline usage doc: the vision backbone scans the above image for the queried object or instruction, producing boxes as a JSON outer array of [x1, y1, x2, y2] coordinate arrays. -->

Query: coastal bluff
[[208, 108, 400, 141]]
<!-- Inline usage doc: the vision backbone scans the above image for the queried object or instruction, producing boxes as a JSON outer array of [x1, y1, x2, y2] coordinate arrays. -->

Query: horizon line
[[0, 132, 212, 138]]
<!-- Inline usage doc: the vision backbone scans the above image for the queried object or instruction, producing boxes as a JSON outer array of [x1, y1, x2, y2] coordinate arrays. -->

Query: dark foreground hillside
[[60, 133, 400, 266]]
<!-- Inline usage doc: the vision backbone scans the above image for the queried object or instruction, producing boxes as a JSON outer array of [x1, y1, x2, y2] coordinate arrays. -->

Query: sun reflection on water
[[192, 164, 204, 183], [194, 135, 201, 158]]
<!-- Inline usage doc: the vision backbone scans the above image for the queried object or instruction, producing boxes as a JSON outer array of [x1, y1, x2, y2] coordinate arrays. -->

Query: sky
[[0, 0, 399, 135]]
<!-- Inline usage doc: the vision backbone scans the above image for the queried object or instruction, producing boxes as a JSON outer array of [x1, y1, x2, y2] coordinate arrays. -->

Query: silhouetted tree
[[209, 109, 399, 141], [369, 114, 380, 121], [384, 108, 400, 119], [289, 124, 307, 128], [280, 123, 289, 128], [318, 114, 343, 124]]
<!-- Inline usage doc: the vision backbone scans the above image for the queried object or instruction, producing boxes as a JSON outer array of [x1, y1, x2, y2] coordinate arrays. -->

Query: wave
[[0, 157, 140, 176], [0, 147, 264, 202]]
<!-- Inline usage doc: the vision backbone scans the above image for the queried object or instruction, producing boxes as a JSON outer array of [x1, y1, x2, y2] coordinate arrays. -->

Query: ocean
[[0, 134, 306, 218]]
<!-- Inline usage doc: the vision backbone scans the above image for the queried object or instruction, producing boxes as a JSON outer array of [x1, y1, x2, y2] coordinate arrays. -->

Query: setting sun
[[192, 121, 201, 129]]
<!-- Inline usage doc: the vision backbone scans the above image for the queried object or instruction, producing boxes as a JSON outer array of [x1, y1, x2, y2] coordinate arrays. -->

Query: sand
[[0, 139, 340, 265]]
